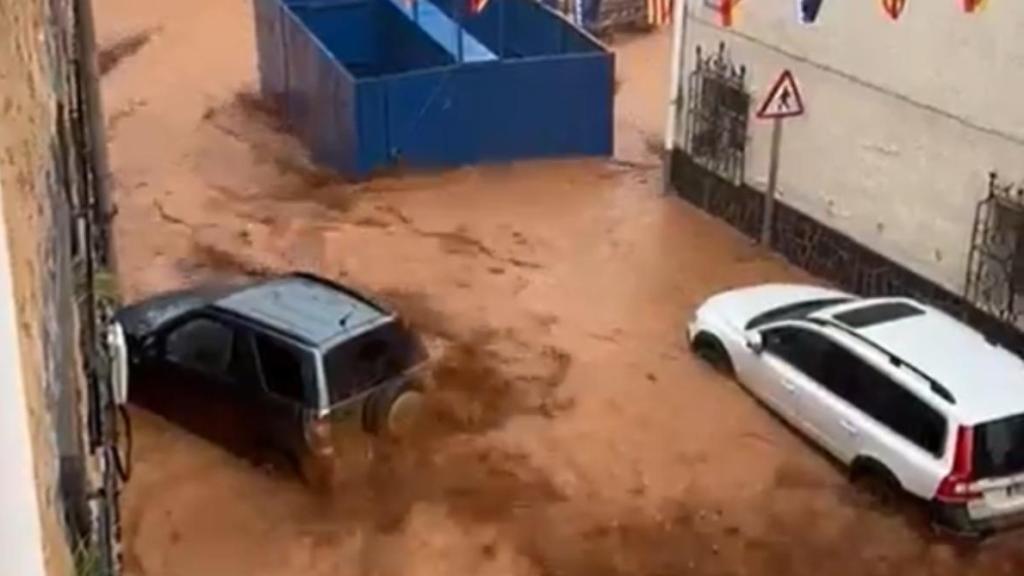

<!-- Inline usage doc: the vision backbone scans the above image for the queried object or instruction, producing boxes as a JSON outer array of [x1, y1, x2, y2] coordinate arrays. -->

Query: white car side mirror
[[106, 322, 129, 406], [745, 331, 765, 354]]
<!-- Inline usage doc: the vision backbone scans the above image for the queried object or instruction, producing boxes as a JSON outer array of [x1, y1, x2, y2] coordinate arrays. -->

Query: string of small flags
[[717, 0, 987, 27]]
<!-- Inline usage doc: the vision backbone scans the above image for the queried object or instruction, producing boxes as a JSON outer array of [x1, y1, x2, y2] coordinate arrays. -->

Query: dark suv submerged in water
[[114, 272, 428, 483]]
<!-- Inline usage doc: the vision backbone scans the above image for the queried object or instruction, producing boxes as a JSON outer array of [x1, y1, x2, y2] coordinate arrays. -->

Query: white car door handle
[[782, 379, 796, 393], [840, 419, 859, 435]]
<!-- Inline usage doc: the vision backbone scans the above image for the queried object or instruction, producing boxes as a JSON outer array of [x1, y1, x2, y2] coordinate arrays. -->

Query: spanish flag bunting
[[720, 0, 734, 26], [716, 0, 749, 27], [881, 0, 906, 20], [963, 0, 986, 12], [646, 0, 672, 27]]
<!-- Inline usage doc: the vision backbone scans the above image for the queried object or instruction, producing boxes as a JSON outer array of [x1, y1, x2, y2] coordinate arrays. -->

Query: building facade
[[666, 0, 1024, 351]]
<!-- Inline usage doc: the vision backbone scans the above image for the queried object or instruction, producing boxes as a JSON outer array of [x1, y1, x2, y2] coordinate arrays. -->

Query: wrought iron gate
[[684, 42, 750, 185]]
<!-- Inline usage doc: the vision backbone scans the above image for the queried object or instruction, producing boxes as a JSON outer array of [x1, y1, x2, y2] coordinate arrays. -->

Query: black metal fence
[[670, 151, 1024, 357]]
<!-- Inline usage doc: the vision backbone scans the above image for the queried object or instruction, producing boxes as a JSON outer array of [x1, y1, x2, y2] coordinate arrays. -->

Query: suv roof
[[214, 274, 390, 347], [811, 298, 1024, 424]]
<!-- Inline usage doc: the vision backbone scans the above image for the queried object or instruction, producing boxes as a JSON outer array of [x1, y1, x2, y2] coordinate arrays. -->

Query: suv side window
[[764, 326, 870, 405], [254, 334, 309, 404], [166, 316, 234, 377], [762, 326, 831, 382], [765, 325, 946, 456], [227, 331, 261, 390], [842, 359, 947, 456]]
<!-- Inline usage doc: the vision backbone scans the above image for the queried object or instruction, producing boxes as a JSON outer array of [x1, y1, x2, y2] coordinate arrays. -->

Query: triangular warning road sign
[[757, 69, 805, 120]]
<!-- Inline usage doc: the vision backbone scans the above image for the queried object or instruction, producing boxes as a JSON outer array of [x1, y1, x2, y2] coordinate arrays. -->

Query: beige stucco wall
[[673, 1, 1024, 294], [0, 2, 78, 575]]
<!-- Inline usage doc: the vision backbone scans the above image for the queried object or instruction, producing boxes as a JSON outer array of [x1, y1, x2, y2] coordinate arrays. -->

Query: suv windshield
[[323, 320, 426, 405], [746, 297, 852, 330], [974, 413, 1024, 479]]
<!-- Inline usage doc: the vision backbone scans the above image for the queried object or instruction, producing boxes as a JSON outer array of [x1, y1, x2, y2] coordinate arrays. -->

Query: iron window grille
[[684, 42, 750, 184], [965, 172, 1024, 328]]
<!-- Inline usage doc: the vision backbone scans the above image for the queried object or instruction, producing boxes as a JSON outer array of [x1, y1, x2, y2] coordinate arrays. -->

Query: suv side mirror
[[106, 322, 130, 406], [745, 331, 765, 354]]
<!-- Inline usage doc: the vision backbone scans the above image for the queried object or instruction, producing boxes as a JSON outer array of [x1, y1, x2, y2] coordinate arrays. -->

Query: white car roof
[[815, 298, 1024, 425]]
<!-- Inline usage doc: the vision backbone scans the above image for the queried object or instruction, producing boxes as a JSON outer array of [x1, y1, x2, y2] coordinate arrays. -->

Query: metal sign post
[[762, 118, 783, 245], [755, 69, 805, 246]]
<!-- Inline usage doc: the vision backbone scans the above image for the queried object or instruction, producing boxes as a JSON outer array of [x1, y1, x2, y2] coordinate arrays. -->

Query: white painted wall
[[671, 0, 1024, 293], [0, 178, 48, 576]]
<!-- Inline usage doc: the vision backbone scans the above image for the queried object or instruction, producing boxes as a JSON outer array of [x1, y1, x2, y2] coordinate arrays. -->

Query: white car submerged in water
[[688, 284, 1024, 535]]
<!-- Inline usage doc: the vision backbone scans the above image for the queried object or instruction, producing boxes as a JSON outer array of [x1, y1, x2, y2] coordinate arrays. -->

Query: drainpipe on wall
[[75, 0, 118, 276], [73, 3, 128, 575], [661, 0, 687, 193]]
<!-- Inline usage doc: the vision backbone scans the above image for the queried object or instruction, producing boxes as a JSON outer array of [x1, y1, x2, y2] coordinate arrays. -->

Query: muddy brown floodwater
[[94, 0, 1024, 574]]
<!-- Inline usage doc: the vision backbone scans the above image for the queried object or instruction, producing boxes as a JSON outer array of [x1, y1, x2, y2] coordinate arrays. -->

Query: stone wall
[[0, 1, 88, 574]]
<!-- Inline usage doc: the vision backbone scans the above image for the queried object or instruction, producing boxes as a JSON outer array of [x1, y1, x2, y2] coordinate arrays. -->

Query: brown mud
[[92, 0, 1024, 574]]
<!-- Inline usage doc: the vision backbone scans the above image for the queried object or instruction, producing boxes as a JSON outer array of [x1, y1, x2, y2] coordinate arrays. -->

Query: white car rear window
[[975, 414, 1024, 479]]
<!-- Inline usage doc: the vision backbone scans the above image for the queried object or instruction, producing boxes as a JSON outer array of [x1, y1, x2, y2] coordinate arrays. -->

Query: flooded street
[[95, 0, 1024, 574]]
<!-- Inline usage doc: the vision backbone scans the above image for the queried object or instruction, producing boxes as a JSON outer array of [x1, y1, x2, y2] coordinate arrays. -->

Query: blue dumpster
[[254, 0, 614, 178]]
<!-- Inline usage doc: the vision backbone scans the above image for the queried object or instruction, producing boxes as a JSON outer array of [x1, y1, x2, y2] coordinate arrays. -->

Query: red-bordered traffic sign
[[756, 69, 805, 120]]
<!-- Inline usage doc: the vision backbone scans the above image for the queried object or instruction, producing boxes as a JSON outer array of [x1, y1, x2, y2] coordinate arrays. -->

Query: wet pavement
[[95, 0, 1024, 574]]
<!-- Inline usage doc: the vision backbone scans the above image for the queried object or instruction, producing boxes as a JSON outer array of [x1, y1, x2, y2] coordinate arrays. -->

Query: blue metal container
[[254, 0, 614, 178]]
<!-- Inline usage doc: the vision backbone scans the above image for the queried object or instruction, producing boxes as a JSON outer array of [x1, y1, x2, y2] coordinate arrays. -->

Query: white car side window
[[766, 325, 947, 456], [762, 326, 830, 383]]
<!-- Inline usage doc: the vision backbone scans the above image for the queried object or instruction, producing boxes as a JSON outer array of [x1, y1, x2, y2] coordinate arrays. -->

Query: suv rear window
[[323, 321, 426, 404], [832, 301, 924, 328], [974, 414, 1024, 479]]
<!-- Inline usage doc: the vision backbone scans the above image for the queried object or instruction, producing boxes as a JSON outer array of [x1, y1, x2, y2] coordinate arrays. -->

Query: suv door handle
[[781, 379, 796, 393], [840, 419, 859, 436]]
